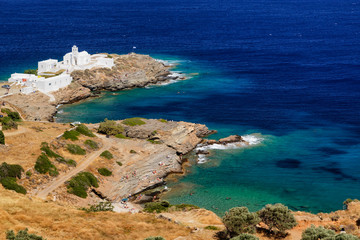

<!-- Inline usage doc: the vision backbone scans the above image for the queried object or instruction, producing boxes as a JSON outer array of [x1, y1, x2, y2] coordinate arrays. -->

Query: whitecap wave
[[195, 134, 264, 164]]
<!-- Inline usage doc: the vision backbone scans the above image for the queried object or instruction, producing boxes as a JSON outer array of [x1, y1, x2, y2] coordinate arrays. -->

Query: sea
[[1, 0, 359, 215]]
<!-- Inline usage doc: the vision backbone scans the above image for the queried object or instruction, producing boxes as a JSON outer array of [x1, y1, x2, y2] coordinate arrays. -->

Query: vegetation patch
[[301, 225, 360, 240], [144, 201, 199, 213], [1, 109, 21, 121], [98, 168, 112, 176], [75, 124, 95, 137], [147, 139, 162, 144], [257, 203, 297, 234], [0, 162, 24, 179], [67, 172, 98, 198], [97, 118, 124, 135], [1, 116, 18, 130], [80, 201, 114, 212], [230, 233, 259, 240], [115, 133, 129, 139], [66, 144, 86, 155], [122, 117, 146, 126], [66, 159, 77, 167], [24, 69, 38, 75], [26, 171, 32, 177], [130, 149, 137, 154], [100, 150, 113, 159], [205, 226, 219, 230], [158, 119, 168, 123], [63, 130, 80, 141], [40, 142, 62, 159], [0, 177, 27, 194], [144, 237, 165, 240], [222, 207, 260, 235], [116, 161, 123, 166], [6, 228, 45, 240], [0, 130, 4, 144], [34, 153, 58, 176], [84, 139, 99, 149]]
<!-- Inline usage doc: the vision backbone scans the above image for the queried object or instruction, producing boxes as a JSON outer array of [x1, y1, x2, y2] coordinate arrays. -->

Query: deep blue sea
[[1, 0, 360, 215]]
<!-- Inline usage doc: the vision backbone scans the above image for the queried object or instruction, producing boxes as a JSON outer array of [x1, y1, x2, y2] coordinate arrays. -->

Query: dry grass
[[1, 122, 70, 169], [0, 185, 197, 240]]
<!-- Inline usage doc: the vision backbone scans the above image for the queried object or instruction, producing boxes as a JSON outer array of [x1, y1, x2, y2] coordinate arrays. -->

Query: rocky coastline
[[2, 53, 183, 121]]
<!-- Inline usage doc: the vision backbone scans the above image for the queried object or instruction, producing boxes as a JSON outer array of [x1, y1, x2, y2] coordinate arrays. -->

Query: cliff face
[[70, 53, 173, 91]]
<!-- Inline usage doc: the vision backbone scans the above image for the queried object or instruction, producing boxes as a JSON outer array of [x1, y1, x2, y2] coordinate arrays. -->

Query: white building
[[9, 45, 114, 94]]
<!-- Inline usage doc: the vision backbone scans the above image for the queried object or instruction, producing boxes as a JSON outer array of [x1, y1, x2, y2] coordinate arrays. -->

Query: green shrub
[[0, 130, 4, 144], [100, 150, 113, 159], [0, 162, 24, 179], [26, 171, 32, 177], [66, 144, 86, 155], [6, 228, 45, 240], [8, 111, 21, 121], [258, 203, 297, 234], [0, 177, 26, 194], [34, 154, 58, 176], [301, 225, 336, 240], [66, 159, 77, 167], [63, 130, 80, 141], [222, 207, 260, 235], [130, 149, 137, 154], [159, 119, 167, 123], [75, 124, 95, 137], [116, 161, 123, 166], [144, 237, 165, 240], [343, 199, 359, 209], [1, 116, 18, 130], [98, 168, 112, 176], [67, 172, 98, 198], [172, 203, 199, 211], [144, 201, 171, 213], [205, 226, 219, 230], [40, 142, 62, 159], [97, 119, 124, 135], [335, 234, 360, 240], [122, 117, 146, 126], [84, 139, 98, 149], [1, 108, 11, 114], [81, 202, 114, 212], [147, 139, 162, 144], [115, 133, 128, 139], [24, 69, 38, 75], [230, 233, 259, 240]]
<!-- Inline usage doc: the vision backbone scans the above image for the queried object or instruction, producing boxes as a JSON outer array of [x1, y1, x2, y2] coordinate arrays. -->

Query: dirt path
[[2, 126, 29, 136], [35, 135, 110, 200]]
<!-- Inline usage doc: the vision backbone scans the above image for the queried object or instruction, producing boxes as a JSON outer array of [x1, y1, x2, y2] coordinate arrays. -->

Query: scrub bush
[[0, 130, 4, 144], [116, 161, 122, 166], [258, 203, 297, 234], [84, 139, 98, 149], [159, 119, 167, 123], [144, 201, 171, 213], [40, 142, 62, 158], [0, 162, 24, 179], [335, 234, 360, 240], [67, 172, 98, 198], [35, 153, 58, 176], [63, 130, 80, 141], [6, 228, 44, 240], [0, 177, 26, 194], [130, 149, 137, 153], [98, 119, 124, 135], [222, 207, 260, 235], [100, 150, 113, 159], [81, 202, 114, 212], [75, 124, 95, 137], [115, 133, 128, 139], [98, 168, 112, 176], [230, 233, 259, 240], [1, 116, 18, 130], [24, 69, 38, 75], [1, 108, 11, 114], [8, 111, 21, 121], [66, 159, 77, 167], [205, 226, 219, 230], [66, 144, 86, 155], [301, 225, 336, 240], [144, 237, 165, 240], [122, 117, 146, 126]]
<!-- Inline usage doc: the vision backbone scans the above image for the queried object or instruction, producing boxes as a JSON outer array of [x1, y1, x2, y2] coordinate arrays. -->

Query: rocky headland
[[2, 53, 181, 121]]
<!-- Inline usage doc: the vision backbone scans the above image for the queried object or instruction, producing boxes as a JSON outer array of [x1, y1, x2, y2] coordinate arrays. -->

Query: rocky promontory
[[3, 53, 180, 121]]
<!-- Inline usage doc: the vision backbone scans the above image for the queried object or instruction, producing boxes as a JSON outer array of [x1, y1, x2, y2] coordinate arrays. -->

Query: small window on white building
[[49, 83, 51, 85]]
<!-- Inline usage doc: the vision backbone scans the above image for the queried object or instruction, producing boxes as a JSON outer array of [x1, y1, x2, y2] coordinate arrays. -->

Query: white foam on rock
[[195, 134, 264, 164]]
